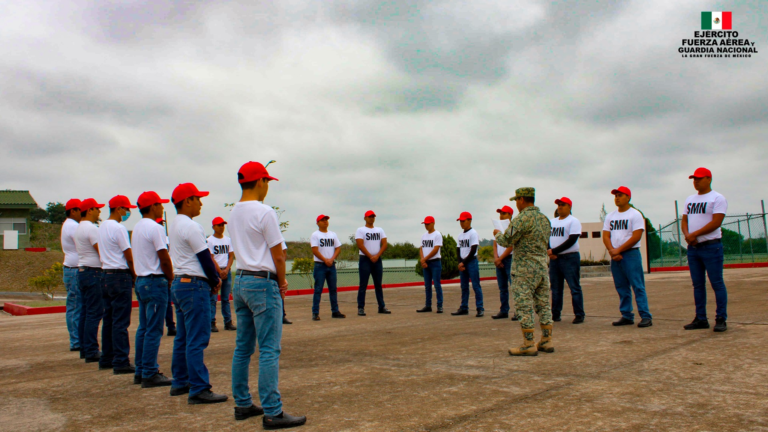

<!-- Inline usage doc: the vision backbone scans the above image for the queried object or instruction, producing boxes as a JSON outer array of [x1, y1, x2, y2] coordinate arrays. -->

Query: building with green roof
[[0, 190, 38, 249]]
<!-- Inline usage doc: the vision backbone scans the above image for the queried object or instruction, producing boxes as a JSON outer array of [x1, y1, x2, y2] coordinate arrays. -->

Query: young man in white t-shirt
[[417, 216, 443, 313], [61, 198, 82, 353], [98, 195, 137, 375], [229, 161, 306, 428], [548, 197, 586, 324], [169, 183, 226, 405], [602, 187, 652, 328], [76, 198, 106, 363], [132, 191, 174, 388], [310, 215, 345, 320], [156, 217, 176, 337], [492, 206, 514, 320], [451, 212, 484, 317], [207, 217, 236, 332], [681, 167, 728, 332], [355, 210, 390, 316]]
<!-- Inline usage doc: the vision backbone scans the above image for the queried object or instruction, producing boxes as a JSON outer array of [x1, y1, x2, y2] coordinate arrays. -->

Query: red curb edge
[[650, 262, 768, 272]]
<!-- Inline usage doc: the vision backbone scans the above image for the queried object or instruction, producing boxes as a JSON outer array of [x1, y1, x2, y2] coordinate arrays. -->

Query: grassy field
[[1, 300, 67, 308]]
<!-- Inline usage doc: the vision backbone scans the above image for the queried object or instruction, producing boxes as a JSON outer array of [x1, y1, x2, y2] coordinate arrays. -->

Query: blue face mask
[[121, 211, 131, 222]]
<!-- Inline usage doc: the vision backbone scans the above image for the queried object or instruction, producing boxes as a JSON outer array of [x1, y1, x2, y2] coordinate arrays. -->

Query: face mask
[[121, 211, 131, 222]]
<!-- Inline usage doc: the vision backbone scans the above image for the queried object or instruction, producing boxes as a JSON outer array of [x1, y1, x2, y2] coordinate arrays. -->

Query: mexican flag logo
[[701, 11, 732, 30]]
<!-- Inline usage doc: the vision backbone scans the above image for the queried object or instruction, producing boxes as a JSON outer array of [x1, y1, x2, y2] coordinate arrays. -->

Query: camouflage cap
[[510, 187, 535, 201]]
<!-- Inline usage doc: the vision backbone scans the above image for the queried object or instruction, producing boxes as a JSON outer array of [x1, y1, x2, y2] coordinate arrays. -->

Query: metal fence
[[650, 209, 768, 268]]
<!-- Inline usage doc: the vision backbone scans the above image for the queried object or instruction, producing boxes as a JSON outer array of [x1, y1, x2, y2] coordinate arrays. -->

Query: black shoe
[[133, 375, 142, 385], [684, 317, 710, 330], [416, 306, 432, 313], [451, 309, 469, 316], [263, 411, 307, 430], [235, 404, 265, 421], [113, 364, 136, 375], [80, 349, 85, 359], [378, 308, 391, 314], [491, 312, 508, 320], [211, 322, 219, 333], [188, 389, 228, 405], [170, 384, 191, 397], [142, 372, 173, 388], [85, 352, 101, 363], [714, 317, 727, 332], [283, 317, 293, 325], [312, 314, 320, 321], [331, 312, 346, 319], [167, 327, 177, 336], [98, 363, 113, 370], [510, 314, 519, 321], [358, 308, 366, 316], [638, 318, 653, 328], [437, 307, 443, 313], [70, 347, 80, 352], [612, 317, 635, 326], [476, 310, 484, 317], [552, 317, 562, 322], [572, 316, 585, 324], [225, 321, 237, 331]]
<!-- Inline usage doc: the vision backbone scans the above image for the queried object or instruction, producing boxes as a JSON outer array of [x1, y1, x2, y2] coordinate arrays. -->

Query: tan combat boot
[[537, 324, 554, 353], [509, 328, 538, 356]]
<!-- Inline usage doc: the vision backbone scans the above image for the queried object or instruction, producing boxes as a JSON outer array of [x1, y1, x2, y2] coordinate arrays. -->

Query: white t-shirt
[[684, 191, 728, 242], [228, 201, 284, 273], [169, 214, 209, 278], [207, 235, 233, 268], [549, 215, 582, 254], [495, 219, 511, 257], [98, 220, 131, 270], [603, 208, 645, 249], [355, 226, 386, 256], [61, 218, 80, 267], [75, 221, 101, 268], [310, 230, 341, 262], [421, 230, 443, 260], [132, 218, 168, 277], [458, 228, 479, 259]]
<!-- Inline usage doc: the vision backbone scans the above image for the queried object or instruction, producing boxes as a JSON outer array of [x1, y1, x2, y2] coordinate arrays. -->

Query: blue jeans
[[78, 268, 104, 358], [358, 256, 385, 310], [231, 275, 283, 416], [171, 278, 213, 397], [64, 267, 81, 349], [610, 248, 652, 320], [549, 252, 585, 319], [165, 284, 175, 329], [313, 263, 339, 314], [135, 276, 168, 379], [423, 260, 443, 307], [459, 259, 484, 311], [103, 273, 133, 368], [210, 271, 233, 323], [495, 256, 512, 313], [688, 242, 728, 320]]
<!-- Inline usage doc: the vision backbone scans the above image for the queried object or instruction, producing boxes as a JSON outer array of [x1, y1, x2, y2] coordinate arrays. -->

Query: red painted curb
[[650, 262, 768, 272], [24, 248, 47, 252]]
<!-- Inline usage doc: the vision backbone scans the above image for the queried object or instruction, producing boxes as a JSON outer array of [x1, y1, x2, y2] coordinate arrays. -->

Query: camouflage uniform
[[495, 188, 553, 337]]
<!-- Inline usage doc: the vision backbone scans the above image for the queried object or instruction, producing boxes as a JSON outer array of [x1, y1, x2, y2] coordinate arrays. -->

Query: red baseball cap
[[212, 216, 227, 226], [108, 195, 137, 209], [316, 214, 330, 223], [457, 211, 472, 221], [689, 167, 712, 179], [65, 199, 82, 211], [155, 218, 164, 224], [172, 183, 210, 204], [611, 186, 632, 198], [364, 210, 376, 218], [137, 191, 170, 209], [496, 205, 514, 215], [422, 216, 435, 224], [80, 198, 105, 212], [555, 197, 573, 207], [238, 161, 278, 184]]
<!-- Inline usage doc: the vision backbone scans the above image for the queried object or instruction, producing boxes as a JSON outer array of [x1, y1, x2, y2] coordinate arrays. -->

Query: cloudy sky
[[1, 0, 766, 242]]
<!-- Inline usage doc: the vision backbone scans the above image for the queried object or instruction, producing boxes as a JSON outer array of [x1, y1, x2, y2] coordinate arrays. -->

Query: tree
[[478, 245, 494, 263], [30, 202, 66, 224], [290, 257, 314, 289], [382, 242, 420, 260], [28, 262, 64, 299], [30, 207, 48, 222], [414, 234, 459, 280]]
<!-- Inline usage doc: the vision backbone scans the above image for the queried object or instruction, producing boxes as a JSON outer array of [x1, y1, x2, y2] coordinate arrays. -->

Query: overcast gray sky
[[1, 0, 766, 242]]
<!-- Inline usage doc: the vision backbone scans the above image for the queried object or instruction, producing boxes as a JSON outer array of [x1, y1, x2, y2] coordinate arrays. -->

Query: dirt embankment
[[0, 251, 64, 292]]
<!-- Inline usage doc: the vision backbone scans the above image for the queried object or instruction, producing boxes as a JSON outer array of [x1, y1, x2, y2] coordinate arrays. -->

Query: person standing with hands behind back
[[417, 216, 443, 314], [207, 217, 236, 332], [356, 211, 390, 316]]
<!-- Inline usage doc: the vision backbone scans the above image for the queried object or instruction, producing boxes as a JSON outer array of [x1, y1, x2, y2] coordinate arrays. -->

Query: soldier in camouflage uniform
[[494, 187, 554, 356]]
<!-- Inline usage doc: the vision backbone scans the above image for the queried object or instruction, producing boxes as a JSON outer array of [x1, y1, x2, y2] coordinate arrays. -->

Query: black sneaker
[[263, 411, 307, 430], [476, 310, 484, 318], [331, 312, 346, 318], [572, 316, 585, 324], [312, 314, 320, 321], [225, 321, 237, 331], [714, 317, 727, 332], [113, 364, 136, 375], [98, 363, 113, 370], [451, 309, 469, 316], [235, 404, 265, 421], [211, 322, 219, 333], [416, 306, 432, 313], [437, 307, 443, 314], [684, 318, 710, 330], [378, 308, 391, 314], [142, 372, 173, 388], [133, 375, 142, 385], [638, 318, 653, 328], [552, 317, 562, 322], [85, 356, 101, 364], [70, 347, 80, 352], [188, 390, 228, 405], [358, 308, 366, 316], [283, 317, 293, 325], [167, 327, 177, 336], [170, 384, 191, 396], [491, 312, 508, 320], [510, 314, 519, 321], [612, 317, 635, 326]]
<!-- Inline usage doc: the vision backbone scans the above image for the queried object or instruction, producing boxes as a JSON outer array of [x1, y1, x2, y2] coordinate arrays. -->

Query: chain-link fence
[[649, 211, 768, 268]]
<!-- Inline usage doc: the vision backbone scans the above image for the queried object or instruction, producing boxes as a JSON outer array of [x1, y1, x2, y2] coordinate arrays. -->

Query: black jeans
[[357, 256, 385, 310], [103, 272, 133, 368]]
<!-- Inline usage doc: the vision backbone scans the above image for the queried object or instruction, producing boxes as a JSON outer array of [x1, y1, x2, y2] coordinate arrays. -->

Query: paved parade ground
[[1, 268, 767, 431]]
